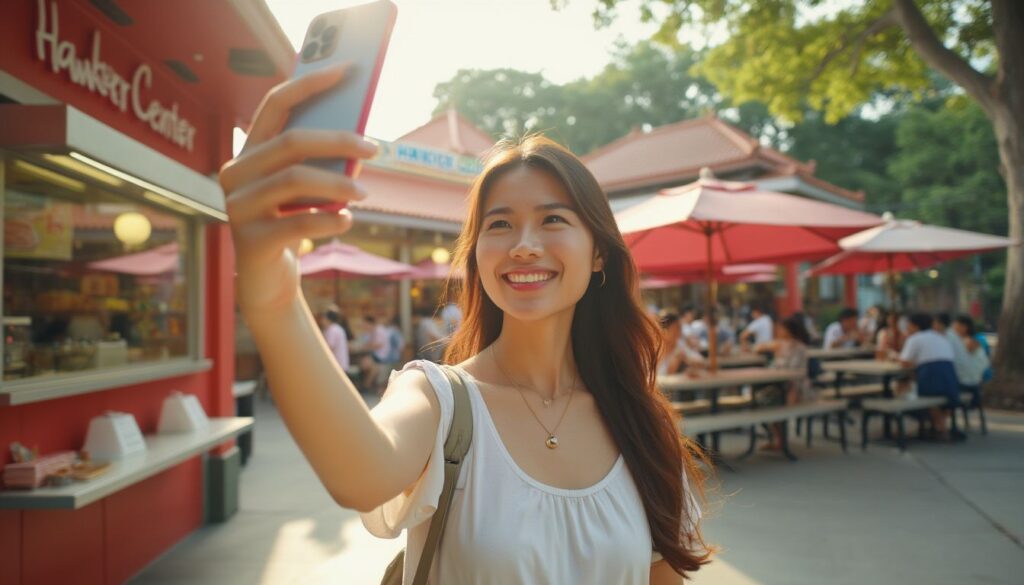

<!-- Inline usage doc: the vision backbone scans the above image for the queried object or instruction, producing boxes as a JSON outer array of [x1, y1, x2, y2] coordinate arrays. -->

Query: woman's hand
[[218, 65, 378, 316]]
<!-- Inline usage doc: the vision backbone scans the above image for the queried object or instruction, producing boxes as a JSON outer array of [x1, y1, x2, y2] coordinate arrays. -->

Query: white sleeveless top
[[361, 360, 700, 584]]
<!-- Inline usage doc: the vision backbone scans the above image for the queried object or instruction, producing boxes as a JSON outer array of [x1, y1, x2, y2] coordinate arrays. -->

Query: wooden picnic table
[[808, 346, 876, 360], [714, 352, 768, 368], [660, 367, 804, 452], [821, 359, 914, 437]]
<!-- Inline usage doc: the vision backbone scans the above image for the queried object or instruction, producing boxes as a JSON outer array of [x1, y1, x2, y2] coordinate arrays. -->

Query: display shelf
[[0, 417, 252, 510]]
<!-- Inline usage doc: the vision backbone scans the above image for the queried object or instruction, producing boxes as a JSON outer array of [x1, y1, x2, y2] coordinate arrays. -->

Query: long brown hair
[[443, 135, 713, 576]]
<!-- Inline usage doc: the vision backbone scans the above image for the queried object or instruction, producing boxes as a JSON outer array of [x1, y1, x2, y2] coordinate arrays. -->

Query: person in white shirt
[[318, 304, 351, 371], [658, 310, 705, 375], [942, 314, 990, 388], [740, 304, 773, 346], [952, 316, 991, 401], [900, 313, 962, 440], [440, 301, 463, 336], [933, 313, 972, 384], [678, 305, 701, 351], [822, 308, 866, 349], [414, 308, 446, 363]]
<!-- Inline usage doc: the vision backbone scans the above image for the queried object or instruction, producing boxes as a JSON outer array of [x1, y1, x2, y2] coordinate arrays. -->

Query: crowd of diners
[[656, 303, 991, 445]]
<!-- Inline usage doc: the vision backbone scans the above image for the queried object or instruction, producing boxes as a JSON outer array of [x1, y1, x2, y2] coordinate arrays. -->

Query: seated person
[[740, 304, 774, 348], [823, 307, 866, 349], [657, 310, 704, 375], [753, 315, 814, 450], [951, 316, 990, 394], [874, 310, 903, 360], [899, 313, 964, 441]]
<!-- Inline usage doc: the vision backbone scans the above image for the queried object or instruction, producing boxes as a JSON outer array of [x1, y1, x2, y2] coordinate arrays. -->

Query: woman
[[657, 310, 705, 376], [874, 309, 903, 361], [754, 315, 814, 450], [318, 304, 350, 372], [219, 67, 710, 583]]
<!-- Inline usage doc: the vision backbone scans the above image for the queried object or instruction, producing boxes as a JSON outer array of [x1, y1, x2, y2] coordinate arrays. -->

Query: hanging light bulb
[[114, 212, 151, 245], [298, 238, 315, 255], [431, 247, 451, 264]]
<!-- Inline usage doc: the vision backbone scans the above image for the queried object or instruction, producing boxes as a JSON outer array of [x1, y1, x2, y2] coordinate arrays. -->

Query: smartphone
[[279, 0, 397, 213]]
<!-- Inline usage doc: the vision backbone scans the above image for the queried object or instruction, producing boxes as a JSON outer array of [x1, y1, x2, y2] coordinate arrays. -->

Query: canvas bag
[[380, 365, 473, 585]]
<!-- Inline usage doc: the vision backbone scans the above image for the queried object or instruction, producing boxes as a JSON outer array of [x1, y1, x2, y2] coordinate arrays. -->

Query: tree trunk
[[988, 0, 1024, 405]]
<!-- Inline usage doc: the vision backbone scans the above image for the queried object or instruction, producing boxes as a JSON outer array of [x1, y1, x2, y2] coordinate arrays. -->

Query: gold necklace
[[490, 345, 576, 449]]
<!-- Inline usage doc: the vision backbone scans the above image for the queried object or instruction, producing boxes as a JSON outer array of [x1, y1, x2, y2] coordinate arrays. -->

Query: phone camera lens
[[322, 25, 338, 44], [302, 41, 320, 61]]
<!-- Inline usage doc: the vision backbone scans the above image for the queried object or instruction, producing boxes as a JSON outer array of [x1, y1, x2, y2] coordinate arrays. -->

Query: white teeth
[[507, 272, 553, 284]]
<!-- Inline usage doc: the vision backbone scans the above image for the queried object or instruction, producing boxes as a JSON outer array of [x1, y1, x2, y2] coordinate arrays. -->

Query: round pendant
[[545, 435, 559, 449], [542, 399, 552, 407]]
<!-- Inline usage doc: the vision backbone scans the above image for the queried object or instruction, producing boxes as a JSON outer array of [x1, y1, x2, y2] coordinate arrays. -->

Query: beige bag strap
[[411, 365, 473, 585]]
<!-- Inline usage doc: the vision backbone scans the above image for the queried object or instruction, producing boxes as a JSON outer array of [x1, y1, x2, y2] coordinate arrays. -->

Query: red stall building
[[0, 1, 291, 583]]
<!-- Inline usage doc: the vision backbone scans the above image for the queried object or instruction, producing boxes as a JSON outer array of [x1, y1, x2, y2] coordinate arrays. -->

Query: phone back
[[287, 0, 397, 176]]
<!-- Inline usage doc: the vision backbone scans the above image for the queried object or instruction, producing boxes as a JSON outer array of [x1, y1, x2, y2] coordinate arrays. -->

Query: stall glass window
[[3, 157, 193, 381]]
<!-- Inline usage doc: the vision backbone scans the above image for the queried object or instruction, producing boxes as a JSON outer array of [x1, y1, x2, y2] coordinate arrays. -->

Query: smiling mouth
[[502, 271, 557, 285]]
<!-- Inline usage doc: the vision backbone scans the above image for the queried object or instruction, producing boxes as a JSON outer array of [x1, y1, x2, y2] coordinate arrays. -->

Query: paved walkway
[[131, 397, 1024, 584]]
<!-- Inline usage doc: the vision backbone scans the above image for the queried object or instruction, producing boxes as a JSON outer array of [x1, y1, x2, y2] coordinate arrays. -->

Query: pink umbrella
[[388, 258, 464, 281], [807, 217, 1017, 275], [615, 173, 882, 370], [640, 264, 778, 289], [300, 240, 413, 278], [88, 242, 180, 275], [806, 215, 1018, 313], [641, 271, 776, 290]]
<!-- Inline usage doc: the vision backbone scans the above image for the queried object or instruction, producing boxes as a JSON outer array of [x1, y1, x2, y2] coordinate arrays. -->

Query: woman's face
[[475, 166, 600, 323], [775, 322, 792, 340]]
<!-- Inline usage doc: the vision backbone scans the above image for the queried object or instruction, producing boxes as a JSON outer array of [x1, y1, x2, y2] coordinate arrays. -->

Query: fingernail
[[360, 137, 379, 155]]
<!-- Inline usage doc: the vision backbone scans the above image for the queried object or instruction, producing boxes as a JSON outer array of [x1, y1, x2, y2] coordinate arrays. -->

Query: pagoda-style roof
[[582, 115, 863, 203], [397, 108, 496, 158]]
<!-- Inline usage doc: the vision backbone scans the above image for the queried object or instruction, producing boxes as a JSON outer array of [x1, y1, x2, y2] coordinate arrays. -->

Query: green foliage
[[433, 42, 728, 154], [886, 99, 1007, 316], [572, 0, 994, 124]]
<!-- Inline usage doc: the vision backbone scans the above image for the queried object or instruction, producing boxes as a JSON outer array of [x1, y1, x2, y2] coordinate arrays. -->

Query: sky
[[264, 0, 662, 141]]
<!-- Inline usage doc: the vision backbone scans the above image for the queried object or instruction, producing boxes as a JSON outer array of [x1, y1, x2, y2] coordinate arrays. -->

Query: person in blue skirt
[[899, 313, 964, 441]]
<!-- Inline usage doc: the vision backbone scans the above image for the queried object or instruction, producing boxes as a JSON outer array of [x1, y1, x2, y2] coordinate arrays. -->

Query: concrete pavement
[[131, 396, 1024, 584]]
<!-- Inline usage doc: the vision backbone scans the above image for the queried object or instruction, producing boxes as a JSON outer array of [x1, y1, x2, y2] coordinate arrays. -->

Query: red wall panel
[[22, 503, 104, 585], [104, 459, 204, 583], [0, 510, 21, 585]]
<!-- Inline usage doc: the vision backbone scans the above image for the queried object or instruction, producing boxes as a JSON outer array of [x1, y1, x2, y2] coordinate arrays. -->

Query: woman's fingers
[[226, 164, 368, 224], [221, 129, 377, 194], [244, 63, 352, 148], [237, 209, 355, 258]]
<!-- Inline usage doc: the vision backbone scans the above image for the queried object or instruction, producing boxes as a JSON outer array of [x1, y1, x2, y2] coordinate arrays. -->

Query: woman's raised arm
[[220, 66, 439, 512]]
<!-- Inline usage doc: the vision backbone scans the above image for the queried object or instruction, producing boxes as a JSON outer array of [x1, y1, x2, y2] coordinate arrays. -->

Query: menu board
[[4, 190, 74, 261]]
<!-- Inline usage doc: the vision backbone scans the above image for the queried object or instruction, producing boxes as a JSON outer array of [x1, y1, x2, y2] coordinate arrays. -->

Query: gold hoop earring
[[599, 269, 607, 288]]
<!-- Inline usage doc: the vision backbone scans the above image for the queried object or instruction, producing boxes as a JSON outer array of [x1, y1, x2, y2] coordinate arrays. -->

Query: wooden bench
[[680, 399, 849, 461], [672, 399, 711, 416], [860, 396, 948, 451]]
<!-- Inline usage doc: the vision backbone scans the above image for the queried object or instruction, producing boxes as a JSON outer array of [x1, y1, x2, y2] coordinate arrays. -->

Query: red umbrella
[[615, 173, 881, 370], [88, 242, 180, 275], [299, 239, 413, 279]]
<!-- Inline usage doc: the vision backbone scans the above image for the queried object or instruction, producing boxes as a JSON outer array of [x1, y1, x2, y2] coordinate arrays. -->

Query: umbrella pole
[[706, 229, 718, 372], [886, 254, 899, 350]]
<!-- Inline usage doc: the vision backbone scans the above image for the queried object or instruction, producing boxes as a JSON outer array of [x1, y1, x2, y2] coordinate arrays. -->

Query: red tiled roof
[[397, 108, 496, 158], [352, 167, 468, 224], [582, 115, 858, 201]]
